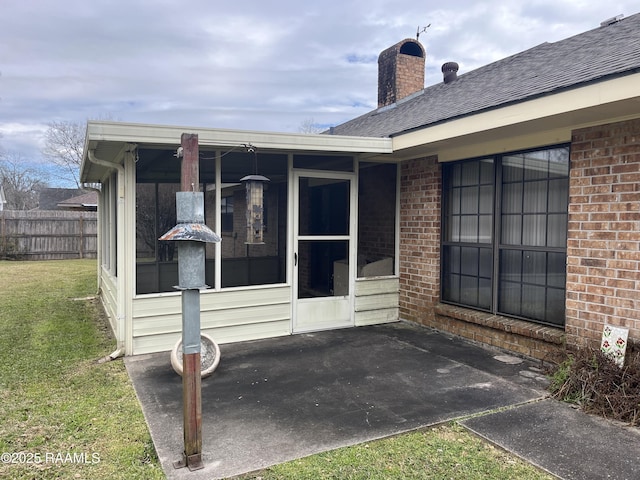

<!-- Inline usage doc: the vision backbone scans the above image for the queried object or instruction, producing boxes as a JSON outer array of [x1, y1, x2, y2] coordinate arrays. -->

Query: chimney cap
[[441, 62, 459, 73]]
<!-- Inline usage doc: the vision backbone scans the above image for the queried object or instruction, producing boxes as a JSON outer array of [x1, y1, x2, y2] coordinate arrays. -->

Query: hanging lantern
[[240, 174, 270, 244]]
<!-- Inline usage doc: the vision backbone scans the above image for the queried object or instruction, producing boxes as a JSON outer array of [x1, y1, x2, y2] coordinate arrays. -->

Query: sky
[[1, 0, 638, 186]]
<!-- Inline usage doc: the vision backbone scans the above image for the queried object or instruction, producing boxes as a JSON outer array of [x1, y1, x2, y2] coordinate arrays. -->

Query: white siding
[[99, 266, 118, 336], [131, 285, 291, 355], [354, 277, 399, 326]]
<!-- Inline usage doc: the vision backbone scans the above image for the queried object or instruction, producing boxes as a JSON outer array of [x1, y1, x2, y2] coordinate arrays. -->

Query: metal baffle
[[160, 193, 220, 471], [159, 133, 221, 472]]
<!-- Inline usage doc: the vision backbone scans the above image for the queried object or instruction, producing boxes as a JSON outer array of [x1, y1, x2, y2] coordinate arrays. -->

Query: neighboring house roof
[[38, 188, 86, 210], [331, 13, 640, 138], [57, 191, 98, 211]]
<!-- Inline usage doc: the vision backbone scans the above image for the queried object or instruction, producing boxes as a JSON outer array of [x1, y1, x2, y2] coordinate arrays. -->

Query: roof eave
[[390, 72, 640, 162], [81, 121, 393, 183], [390, 69, 640, 139]]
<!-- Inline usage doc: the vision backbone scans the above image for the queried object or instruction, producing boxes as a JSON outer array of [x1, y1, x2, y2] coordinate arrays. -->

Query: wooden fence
[[0, 210, 98, 260]]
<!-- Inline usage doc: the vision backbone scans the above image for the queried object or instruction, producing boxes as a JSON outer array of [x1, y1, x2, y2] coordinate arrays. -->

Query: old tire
[[171, 333, 221, 378]]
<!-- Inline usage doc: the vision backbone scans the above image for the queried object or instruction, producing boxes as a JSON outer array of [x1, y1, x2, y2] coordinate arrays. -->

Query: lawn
[[0, 260, 552, 480], [0, 260, 164, 480]]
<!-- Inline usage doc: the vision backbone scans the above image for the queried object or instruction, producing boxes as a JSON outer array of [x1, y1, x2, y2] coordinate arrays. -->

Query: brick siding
[[566, 118, 640, 347], [399, 156, 441, 323], [397, 118, 640, 360]]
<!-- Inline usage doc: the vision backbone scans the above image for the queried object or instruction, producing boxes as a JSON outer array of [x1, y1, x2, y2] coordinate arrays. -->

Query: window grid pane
[[442, 146, 569, 327], [497, 146, 569, 325]]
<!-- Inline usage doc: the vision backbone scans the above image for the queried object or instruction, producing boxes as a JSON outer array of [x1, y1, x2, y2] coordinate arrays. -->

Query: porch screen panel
[[357, 162, 397, 278], [135, 182, 181, 294], [135, 147, 216, 295], [220, 152, 287, 288]]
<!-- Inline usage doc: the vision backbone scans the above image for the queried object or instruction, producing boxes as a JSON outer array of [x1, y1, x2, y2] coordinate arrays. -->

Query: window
[[442, 146, 569, 327]]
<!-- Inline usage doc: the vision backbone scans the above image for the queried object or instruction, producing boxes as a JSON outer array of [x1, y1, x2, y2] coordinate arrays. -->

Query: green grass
[[232, 423, 552, 480], [0, 260, 553, 480], [0, 260, 164, 480]]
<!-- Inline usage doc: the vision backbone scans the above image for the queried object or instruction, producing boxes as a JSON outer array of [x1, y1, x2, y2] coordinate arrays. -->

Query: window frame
[[440, 144, 570, 327]]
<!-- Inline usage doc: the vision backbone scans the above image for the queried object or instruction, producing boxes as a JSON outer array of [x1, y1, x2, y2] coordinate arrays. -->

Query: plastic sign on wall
[[600, 324, 629, 367]]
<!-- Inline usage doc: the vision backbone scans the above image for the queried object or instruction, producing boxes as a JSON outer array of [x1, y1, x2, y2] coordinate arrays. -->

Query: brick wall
[[399, 156, 441, 324], [566, 118, 640, 347], [395, 54, 425, 104], [396, 155, 563, 362], [397, 119, 640, 359]]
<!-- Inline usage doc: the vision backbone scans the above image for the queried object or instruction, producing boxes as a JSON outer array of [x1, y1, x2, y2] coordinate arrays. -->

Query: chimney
[[378, 39, 425, 108], [442, 62, 459, 84]]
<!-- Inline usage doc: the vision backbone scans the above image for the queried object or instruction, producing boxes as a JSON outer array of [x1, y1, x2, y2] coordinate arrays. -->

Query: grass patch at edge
[[232, 422, 553, 480], [0, 260, 165, 480]]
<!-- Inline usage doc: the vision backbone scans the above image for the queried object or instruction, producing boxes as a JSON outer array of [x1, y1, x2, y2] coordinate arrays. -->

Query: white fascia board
[[86, 121, 392, 154], [391, 73, 640, 157]]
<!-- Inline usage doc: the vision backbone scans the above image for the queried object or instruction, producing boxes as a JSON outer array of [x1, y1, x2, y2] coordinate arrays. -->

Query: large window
[[442, 146, 569, 327]]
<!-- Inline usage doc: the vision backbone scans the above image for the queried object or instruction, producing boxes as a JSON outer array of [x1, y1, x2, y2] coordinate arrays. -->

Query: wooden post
[[182, 349, 202, 464], [181, 133, 199, 192], [178, 133, 203, 471]]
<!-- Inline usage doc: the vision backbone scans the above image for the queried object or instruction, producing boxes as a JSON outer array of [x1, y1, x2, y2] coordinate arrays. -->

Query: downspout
[[80, 183, 102, 295], [87, 150, 126, 359]]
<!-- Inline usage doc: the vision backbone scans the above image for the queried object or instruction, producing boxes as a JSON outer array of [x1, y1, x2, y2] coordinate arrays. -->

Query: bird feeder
[[240, 174, 270, 244], [240, 145, 269, 244]]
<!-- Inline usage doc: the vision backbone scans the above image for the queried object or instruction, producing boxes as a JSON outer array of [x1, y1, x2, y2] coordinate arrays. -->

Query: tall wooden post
[[160, 133, 220, 471], [180, 133, 203, 471]]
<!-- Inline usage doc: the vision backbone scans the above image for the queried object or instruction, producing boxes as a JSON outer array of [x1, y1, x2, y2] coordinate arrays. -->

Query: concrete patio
[[125, 322, 640, 479]]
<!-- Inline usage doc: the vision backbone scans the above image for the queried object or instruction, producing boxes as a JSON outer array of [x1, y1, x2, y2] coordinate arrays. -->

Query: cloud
[[1, 0, 638, 165]]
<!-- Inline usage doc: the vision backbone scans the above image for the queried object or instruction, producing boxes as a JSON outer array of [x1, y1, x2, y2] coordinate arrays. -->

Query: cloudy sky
[[1, 0, 638, 184]]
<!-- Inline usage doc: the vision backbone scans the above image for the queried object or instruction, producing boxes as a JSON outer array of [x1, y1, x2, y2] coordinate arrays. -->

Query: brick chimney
[[378, 39, 426, 108]]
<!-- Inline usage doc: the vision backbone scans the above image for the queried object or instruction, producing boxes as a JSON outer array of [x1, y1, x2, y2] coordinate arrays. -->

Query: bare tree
[[42, 120, 85, 188], [298, 118, 324, 134], [0, 152, 48, 210]]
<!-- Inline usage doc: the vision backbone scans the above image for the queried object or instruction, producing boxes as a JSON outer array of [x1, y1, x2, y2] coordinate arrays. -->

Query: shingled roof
[[330, 12, 640, 138]]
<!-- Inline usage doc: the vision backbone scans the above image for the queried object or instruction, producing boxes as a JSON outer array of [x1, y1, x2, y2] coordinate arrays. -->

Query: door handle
[[294, 252, 298, 266]]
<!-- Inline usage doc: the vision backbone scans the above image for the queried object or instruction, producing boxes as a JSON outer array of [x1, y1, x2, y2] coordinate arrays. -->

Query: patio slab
[[125, 322, 548, 479]]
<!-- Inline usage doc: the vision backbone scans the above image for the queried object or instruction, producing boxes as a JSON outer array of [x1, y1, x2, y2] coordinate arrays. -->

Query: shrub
[[548, 341, 640, 426]]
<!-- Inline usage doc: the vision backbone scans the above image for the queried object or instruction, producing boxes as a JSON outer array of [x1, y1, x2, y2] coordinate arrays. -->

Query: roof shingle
[[330, 13, 640, 138]]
